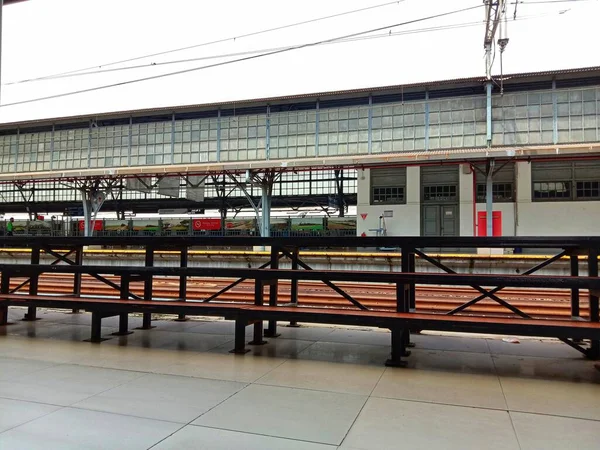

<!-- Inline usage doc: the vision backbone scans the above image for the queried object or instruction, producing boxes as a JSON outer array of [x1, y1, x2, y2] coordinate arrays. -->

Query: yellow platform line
[[0, 248, 587, 260]]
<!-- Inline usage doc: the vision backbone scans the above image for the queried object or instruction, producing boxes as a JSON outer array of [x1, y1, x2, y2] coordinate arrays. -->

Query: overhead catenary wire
[[5, 12, 554, 86], [24, 0, 407, 84], [0, 4, 485, 108]]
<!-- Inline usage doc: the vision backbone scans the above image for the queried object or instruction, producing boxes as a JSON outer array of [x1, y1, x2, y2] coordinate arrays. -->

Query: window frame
[[531, 161, 600, 202]]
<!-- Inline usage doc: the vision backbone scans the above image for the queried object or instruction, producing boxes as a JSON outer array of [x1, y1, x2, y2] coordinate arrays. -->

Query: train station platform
[[1, 307, 599, 449]]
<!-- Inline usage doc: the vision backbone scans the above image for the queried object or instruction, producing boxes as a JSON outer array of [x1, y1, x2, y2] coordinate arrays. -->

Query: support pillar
[[260, 184, 271, 238], [23, 247, 41, 321], [486, 158, 495, 238]]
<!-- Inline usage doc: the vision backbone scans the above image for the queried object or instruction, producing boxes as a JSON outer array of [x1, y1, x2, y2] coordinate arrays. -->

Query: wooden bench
[[1, 293, 247, 345], [234, 305, 600, 366]]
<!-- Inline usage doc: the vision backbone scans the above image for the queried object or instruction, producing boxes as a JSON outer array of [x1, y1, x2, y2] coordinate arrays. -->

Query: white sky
[[0, 0, 598, 124]]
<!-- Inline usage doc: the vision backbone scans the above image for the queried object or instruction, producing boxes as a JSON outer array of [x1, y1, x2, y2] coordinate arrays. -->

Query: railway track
[[6, 273, 589, 319]]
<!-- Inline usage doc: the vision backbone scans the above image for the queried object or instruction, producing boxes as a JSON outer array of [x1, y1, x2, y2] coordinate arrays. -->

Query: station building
[[0, 66, 598, 238]]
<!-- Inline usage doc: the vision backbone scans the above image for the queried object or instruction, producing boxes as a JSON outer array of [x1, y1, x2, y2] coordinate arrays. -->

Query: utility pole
[[483, 1, 509, 237]]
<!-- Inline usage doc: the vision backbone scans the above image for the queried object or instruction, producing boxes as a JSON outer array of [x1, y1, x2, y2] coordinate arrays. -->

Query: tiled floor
[[1, 307, 599, 449]]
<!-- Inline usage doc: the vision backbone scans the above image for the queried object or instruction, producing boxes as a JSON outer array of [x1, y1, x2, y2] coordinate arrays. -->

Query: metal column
[[486, 82, 493, 144], [486, 159, 495, 237], [552, 79, 558, 144], [261, 184, 271, 238], [81, 190, 92, 237]]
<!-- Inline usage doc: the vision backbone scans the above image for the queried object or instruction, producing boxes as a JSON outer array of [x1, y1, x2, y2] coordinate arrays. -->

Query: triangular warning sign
[[360, 213, 368, 220]]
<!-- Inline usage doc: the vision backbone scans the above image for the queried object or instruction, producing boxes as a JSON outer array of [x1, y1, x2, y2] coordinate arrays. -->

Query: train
[[0, 216, 358, 237]]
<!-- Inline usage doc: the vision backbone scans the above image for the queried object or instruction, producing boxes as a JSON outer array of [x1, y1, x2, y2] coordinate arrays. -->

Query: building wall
[[356, 167, 420, 236], [515, 161, 600, 236], [357, 161, 598, 237]]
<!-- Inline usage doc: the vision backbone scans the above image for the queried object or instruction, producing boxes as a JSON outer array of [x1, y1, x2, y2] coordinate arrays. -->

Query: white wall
[[357, 161, 599, 237], [356, 167, 420, 236], [515, 161, 600, 236]]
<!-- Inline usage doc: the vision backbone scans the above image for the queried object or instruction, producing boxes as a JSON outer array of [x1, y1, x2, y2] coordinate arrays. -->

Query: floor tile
[[211, 337, 315, 358], [488, 338, 582, 358], [412, 333, 491, 353], [0, 398, 60, 433], [0, 337, 106, 363], [273, 324, 335, 341], [499, 376, 600, 420], [319, 328, 391, 346], [73, 373, 245, 423], [372, 367, 506, 409], [340, 397, 520, 450], [152, 319, 213, 332], [406, 349, 497, 374], [492, 354, 600, 383], [510, 411, 600, 450], [0, 357, 56, 381], [153, 425, 337, 449], [296, 341, 391, 366], [194, 384, 367, 445], [0, 407, 181, 450], [160, 352, 286, 383], [257, 359, 384, 395], [0, 364, 142, 406], [106, 329, 233, 352]]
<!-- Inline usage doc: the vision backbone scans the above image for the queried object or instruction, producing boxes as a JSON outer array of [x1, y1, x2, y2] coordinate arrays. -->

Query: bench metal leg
[[23, 307, 41, 321], [23, 248, 41, 322], [229, 318, 250, 354], [0, 303, 8, 326], [385, 327, 408, 367], [264, 247, 281, 338], [249, 321, 267, 345], [250, 279, 267, 345], [588, 249, 599, 359], [85, 312, 110, 343], [112, 313, 133, 336]]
